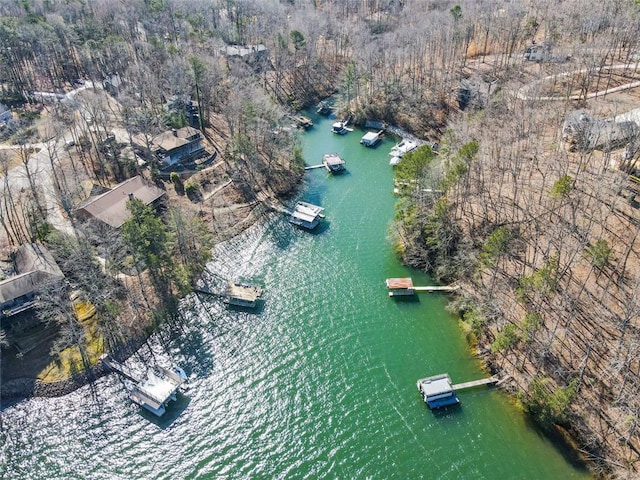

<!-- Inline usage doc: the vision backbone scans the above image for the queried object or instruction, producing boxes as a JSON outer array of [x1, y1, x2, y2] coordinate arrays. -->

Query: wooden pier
[[101, 355, 140, 383], [386, 277, 458, 295], [413, 285, 459, 292], [304, 164, 325, 170], [451, 375, 499, 391]]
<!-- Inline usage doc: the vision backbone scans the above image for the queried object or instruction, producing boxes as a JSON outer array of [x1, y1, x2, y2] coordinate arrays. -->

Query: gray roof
[[223, 44, 267, 58], [0, 243, 64, 304], [74, 175, 165, 228]]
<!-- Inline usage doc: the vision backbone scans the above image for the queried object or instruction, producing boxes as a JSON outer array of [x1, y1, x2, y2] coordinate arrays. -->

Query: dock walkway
[[101, 355, 140, 383], [452, 375, 499, 391], [413, 285, 459, 292]]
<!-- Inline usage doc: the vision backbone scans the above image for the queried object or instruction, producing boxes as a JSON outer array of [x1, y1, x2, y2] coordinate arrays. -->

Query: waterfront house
[[223, 44, 268, 61], [563, 110, 638, 152], [74, 175, 165, 228], [133, 126, 205, 167], [0, 243, 64, 319]]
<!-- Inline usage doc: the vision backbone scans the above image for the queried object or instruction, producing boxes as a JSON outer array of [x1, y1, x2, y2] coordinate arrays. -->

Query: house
[[0, 243, 64, 318], [164, 95, 200, 128], [223, 44, 267, 61], [524, 43, 569, 63], [563, 110, 639, 152], [74, 175, 165, 228], [133, 126, 205, 167]]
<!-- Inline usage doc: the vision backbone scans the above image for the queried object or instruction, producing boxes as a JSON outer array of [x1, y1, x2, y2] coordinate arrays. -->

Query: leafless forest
[[2, 0, 640, 476]]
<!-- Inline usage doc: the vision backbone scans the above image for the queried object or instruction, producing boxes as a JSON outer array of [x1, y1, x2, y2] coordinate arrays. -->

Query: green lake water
[[0, 113, 590, 479]]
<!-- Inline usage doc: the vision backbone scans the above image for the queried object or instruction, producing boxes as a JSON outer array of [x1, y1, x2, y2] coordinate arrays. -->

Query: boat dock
[[417, 373, 501, 409], [225, 282, 263, 308], [305, 164, 325, 170], [289, 201, 325, 230]]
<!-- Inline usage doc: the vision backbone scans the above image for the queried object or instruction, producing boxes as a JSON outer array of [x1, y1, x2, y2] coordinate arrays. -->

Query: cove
[[0, 113, 590, 479]]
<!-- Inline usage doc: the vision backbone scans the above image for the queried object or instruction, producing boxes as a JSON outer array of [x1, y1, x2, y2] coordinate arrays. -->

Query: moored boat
[[331, 122, 348, 135], [389, 139, 418, 165]]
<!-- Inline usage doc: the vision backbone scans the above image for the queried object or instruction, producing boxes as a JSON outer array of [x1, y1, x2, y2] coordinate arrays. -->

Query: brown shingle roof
[[0, 243, 64, 304], [75, 175, 165, 228]]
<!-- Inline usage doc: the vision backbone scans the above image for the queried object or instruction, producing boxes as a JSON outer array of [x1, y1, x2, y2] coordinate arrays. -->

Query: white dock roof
[[418, 374, 453, 397], [292, 202, 324, 222]]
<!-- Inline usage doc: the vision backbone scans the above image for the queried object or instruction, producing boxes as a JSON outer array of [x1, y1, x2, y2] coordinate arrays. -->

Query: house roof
[[224, 44, 267, 57], [135, 126, 201, 154], [75, 175, 165, 228], [0, 243, 64, 304], [15, 242, 63, 277]]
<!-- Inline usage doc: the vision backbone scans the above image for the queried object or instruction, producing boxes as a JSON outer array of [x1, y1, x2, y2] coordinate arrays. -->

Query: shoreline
[[0, 363, 108, 405]]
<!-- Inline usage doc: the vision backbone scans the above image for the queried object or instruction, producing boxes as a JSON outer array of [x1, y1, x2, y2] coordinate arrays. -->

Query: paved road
[[0, 82, 96, 243]]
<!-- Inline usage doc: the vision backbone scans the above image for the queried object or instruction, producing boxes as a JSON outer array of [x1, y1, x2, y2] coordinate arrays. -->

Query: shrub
[[585, 239, 611, 269], [521, 376, 577, 428], [551, 175, 573, 198]]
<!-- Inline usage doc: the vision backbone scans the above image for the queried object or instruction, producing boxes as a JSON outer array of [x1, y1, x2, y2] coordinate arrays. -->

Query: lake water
[[0, 113, 590, 479]]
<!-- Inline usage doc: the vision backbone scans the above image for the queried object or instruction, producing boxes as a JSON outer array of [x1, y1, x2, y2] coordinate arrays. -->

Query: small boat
[[225, 282, 263, 308], [322, 153, 346, 172], [361, 131, 382, 147], [317, 101, 332, 115], [331, 122, 348, 135], [417, 374, 460, 409], [389, 139, 418, 165], [294, 116, 313, 129]]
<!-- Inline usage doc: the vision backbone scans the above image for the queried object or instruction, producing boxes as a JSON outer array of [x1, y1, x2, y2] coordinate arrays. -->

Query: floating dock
[[385, 278, 458, 296]]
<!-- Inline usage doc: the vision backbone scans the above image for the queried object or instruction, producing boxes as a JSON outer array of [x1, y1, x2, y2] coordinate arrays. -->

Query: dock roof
[[226, 283, 262, 302], [419, 374, 453, 397], [362, 132, 379, 141], [386, 277, 414, 290], [323, 153, 345, 166], [291, 201, 324, 223]]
